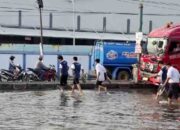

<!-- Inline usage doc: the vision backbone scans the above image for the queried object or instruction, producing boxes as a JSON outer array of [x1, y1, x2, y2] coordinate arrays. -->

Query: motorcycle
[[0, 65, 27, 82], [26, 68, 41, 81], [47, 64, 56, 81], [26, 64, 56, 81]]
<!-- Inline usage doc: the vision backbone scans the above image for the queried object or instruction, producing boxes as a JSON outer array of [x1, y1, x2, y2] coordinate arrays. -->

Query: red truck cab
[[140, 23, 180, 84]]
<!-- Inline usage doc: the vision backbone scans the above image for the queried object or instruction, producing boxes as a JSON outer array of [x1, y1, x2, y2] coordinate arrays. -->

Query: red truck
[[140, 23, 180, 85]]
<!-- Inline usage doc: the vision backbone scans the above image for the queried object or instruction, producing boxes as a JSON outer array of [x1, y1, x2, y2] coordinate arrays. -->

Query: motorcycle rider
[[9, 55, 16, 73], [35, 55, 49, 80], [9, 55, 20, 78]]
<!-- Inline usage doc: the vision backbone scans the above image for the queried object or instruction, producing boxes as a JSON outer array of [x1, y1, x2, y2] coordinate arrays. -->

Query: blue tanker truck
[[90, 41, 138, 80]]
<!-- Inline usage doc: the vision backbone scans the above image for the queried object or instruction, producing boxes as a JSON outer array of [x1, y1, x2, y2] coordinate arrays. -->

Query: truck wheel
[[117, 70, 130, 80]]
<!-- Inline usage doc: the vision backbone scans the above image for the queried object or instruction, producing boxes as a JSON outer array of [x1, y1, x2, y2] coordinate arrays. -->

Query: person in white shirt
[[95, 59, 107, 93], [163, 62, 180, 105]]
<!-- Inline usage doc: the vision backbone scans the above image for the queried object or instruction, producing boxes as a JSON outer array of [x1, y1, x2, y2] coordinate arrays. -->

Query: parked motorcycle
[[48, 64, 56, 81], [25, 68, 41, 81], [0, 65, 27, 82], [26, 64, 56, 81]]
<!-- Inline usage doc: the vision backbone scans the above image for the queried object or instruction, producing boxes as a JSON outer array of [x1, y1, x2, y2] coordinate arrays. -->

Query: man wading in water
[[57, 55, 69, 93], [162, 62, 180, 105], [95, 59, 108, 94], [155, 61, 167, 99], [70, 56, 84, 96]]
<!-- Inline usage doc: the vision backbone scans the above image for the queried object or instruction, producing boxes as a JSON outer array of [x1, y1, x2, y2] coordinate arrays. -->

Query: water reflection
[[0, 89, 179, 130], [33, 91, 46, 96], [59, 92, 69, 107]]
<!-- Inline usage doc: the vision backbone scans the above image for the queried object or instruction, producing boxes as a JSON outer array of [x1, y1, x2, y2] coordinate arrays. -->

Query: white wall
[[0, 54, 23, 69], [0, 54, 90, 76]]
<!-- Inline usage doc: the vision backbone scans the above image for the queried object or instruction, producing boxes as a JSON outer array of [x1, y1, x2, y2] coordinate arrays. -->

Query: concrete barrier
[[0, 80, 157, 91]]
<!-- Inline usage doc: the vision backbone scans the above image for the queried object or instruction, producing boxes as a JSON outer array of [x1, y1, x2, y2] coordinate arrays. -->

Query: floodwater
[[0, 89, 179, 130]]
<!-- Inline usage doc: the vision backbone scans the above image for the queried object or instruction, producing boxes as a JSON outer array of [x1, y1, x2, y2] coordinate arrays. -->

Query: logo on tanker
[[106, 50, 118, 60]]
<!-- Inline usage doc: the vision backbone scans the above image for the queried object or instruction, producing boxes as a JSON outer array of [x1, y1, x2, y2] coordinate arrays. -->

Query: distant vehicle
[[91, 41, 138, 80], [140, 23, 180, 84]]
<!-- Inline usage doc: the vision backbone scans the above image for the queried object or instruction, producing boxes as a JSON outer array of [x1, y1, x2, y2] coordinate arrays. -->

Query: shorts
[[167, 83, 179, 99], [96, 81, 102, 85], [60, 75, 68, 86], [96, 81, 104, 88], [73, 78, 79, 85]]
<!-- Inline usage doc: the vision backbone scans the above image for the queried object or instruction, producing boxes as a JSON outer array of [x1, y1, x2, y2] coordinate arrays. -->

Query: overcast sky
[[0, 0, 180, 33]]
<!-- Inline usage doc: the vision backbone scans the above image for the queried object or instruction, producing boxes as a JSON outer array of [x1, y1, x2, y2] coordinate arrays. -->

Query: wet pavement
[[0, 89, 179, 130]]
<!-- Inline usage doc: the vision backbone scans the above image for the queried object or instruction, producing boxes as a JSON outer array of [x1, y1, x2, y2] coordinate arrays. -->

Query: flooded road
[[0, 89, 179, 130]]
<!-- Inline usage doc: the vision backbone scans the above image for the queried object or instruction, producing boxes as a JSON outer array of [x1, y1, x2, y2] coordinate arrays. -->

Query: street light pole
[[72, 0, 75, 46], [139, 1, 143, 32], [39, 8, 43, 45], [37, 0, 44, 55], [134, 1, 144, 83]]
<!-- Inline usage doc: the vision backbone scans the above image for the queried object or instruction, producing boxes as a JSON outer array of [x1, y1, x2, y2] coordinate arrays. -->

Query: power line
[[117, 0, 180, 12], [1, 0, 180, 13], [0, 1, 36, 6], [1, 11, 180, 17], [119, 0, 180, 7]]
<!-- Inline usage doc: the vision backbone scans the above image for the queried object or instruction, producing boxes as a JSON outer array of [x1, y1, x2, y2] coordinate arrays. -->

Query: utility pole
[[37, 0, 44, 55], [134, 1, 144, 83], [139, 1, 143, 32], [72, 0, 75, 46]]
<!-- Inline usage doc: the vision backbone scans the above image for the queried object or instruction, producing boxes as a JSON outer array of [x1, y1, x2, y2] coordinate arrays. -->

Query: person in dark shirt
[[70, 56, 83, 96], [157, 61, 167, 84], [9, 55, 20, 77], [57, 55, 69, 92], [35, 55, 49, 80], [9, 56, 16, 73], [156, 61, 168, 99]]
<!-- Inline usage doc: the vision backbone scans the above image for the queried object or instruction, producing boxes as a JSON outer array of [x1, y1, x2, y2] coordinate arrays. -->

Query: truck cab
[[140, 23, 180, 84], [91, 41, 138, 80]]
